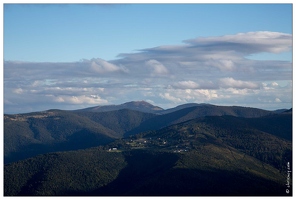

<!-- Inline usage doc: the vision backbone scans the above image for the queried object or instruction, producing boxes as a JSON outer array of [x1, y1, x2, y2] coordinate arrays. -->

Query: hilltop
[[74, 101, 164, 114]]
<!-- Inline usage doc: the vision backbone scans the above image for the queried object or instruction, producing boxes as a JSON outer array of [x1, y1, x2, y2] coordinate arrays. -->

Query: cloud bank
[[4, 31, 292, 113]]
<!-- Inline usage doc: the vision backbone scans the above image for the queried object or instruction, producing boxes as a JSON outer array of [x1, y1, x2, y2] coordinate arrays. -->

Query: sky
[[3, 3, 293, 114]]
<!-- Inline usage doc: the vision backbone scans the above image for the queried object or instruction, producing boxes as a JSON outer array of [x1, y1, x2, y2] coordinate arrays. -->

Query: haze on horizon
[[3, 4, 292, 114]]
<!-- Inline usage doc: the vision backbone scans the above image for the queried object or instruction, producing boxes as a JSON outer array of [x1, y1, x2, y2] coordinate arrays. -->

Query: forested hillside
[[4, 103, 274, 164], [4, 147, 287, 196], [4, 110, 116, 163], [4, 102, 292, 196]]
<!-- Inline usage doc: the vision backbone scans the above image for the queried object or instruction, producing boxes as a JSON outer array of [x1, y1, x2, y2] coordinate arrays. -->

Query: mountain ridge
[[74, 100, 164, 114], [4, 111, 291, 195], [6, 100, 290, 116], [73, 100, 290, 115], [4, 101, 292, 196], [124, 104, 274, 136], [4, 102, 288, 164]]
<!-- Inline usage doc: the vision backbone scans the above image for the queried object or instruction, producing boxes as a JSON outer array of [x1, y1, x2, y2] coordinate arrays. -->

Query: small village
[[107, 134, 193, 154]]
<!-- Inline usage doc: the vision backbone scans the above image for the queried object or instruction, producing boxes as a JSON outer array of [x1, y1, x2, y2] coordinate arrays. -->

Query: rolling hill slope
[[130, 113, 292, 171], [76, 109, 156, 138], [4, 110, 116, 163], [4, 111, 292, 196], [74, 100, 164, 114], [124, 104, 273, 136], [4, 108, 156, 164], [4, 102, 282, 164], [4, 134, 289, 196]]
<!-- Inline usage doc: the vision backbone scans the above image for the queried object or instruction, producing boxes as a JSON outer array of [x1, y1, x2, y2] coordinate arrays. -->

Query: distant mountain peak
[[123, 101, 161, 108], [75, 100, 163, 113], [121, 101, 164, 112], [122, 100, 150, 105]]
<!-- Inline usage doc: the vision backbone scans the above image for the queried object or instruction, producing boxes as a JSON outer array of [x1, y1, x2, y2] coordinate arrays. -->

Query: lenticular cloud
[[184, 31, 292, 54]]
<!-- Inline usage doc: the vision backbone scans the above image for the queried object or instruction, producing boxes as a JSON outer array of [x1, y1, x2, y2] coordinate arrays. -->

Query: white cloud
[[159, 92, 183, 103], [262, 81, 281, 90], [13, 88, 24, 94], [184, 31, 292, 54], [188, 89, 219, 100], [219, 77, 259, 89], [160, 88, 219, 104], [275, 98, 282, 103], [89, 58, 128, 74], [205, 59, 236, 71], [51, 95, 108, 105], [172, 80, 200, 89], [145, 59, 169, 76]]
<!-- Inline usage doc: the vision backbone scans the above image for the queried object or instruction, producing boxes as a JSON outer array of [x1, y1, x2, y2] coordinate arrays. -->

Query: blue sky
[[4, 4, 292, 62], [3, 4, 293, 113]]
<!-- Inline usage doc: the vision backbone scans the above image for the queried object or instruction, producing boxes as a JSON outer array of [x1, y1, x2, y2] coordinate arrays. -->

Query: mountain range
[[4, 101, 292, 196], [4, 101, 280, 164], [74, 100, 164, 114]]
